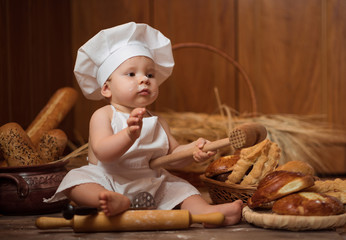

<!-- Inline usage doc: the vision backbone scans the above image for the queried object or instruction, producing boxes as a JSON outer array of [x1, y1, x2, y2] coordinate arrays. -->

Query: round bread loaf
[[247, 170, 315, 209], [276, 160, 315, 176], [272, 192, 344, 216]]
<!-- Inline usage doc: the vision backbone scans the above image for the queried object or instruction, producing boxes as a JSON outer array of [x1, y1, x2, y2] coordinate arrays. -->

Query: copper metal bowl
[[0, 160, 69, 215]]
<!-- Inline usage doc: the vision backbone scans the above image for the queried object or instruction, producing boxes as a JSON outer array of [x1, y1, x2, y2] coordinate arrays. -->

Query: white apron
[[45, 105, 200, 209]]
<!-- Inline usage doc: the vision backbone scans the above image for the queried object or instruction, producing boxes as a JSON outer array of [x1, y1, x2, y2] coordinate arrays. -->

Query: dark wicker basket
[[200, 174, 257, 204]]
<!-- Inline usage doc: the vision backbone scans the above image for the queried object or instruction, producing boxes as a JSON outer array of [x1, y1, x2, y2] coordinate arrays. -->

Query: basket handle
[[172, 42, 258, 115]]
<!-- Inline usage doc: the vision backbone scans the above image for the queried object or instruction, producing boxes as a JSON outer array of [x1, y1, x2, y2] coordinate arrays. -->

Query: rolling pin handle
[[36, 217, 73, 230], [62, 204, 99, 220], [190, 212, 225, 225]]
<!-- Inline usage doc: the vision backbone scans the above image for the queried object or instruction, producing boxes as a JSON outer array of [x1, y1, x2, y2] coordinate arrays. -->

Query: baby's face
[[107, 56, 159, 111]]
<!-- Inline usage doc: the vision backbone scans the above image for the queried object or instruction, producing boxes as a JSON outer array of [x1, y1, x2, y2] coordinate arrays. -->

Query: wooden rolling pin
[[36, 210, 224, 232], [150, 122, 267, 169]]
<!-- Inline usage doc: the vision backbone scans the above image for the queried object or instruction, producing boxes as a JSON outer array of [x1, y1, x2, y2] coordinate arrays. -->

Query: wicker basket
[[200, 174, 257, 204]]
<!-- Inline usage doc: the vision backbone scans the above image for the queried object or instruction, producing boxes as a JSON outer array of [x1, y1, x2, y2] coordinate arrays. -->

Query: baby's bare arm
[[157, 115, 215, 168], [89, 106, 145, 162]]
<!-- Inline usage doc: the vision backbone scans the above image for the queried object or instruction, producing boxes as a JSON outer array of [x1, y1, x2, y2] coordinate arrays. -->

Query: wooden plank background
[[1, 0, 346, 173], [0, 0, 74, 135]]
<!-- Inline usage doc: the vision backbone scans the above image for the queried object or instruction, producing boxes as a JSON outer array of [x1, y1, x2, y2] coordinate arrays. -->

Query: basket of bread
[[202, 138, 346, 230], [201, 139, 281, 204], [0, 87, 80, 215], [243, 167, 346, 230]]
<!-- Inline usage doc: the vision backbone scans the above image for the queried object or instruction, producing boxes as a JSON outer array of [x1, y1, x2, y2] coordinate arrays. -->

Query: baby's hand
[[192, 138, 216, 163], [126, 108, 146, 140]]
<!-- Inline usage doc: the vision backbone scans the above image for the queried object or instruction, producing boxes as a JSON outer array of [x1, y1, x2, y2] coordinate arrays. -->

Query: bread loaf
[[226, 139, 280, 185], [205, 153, 240, 180], [0, 122, 43, 166], [240, 140, 280, 185], [272, 192, 344, 216], [247, 170, 314, 209], [276, 160, 315, 176], [37, 129, 68, 162], [26, 87, 78, 146]]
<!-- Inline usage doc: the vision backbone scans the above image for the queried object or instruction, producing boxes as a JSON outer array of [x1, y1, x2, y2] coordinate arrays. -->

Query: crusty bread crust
[[226, 139, 280, 185], [306, 178, 346, 204], [0, 122, 43, 166], [37, 129, 68, 163], [26, 87, 78, 146], [205, 153, 240, 178], [241, 140, 280, 185], [247, 170, 314, 209], [276, 160, 315, 176], [272, 192, 344, 216]]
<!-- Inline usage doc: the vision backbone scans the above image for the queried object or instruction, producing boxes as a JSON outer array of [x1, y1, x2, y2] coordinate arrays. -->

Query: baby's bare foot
[[99, 191, 131, 216], [204, 200, 243, 227], [220, 199, 243, 226]]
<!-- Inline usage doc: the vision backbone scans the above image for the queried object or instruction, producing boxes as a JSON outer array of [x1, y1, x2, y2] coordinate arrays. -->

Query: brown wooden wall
[[1, 0, 74, 136], [2, 0, 346, 172]]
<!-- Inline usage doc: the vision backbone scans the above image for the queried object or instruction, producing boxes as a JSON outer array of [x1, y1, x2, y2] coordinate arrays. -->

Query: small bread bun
[[37, 129, 68, 163], [247, 170, 314, 209], [205, 153, 240, 177], [0, 122, 43, 166], [276, 160, 315, 176], [272, 192, 344, 216]]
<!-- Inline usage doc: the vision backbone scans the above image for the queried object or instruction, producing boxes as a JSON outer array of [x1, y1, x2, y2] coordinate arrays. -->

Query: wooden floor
[[1, 212, 346, 240]]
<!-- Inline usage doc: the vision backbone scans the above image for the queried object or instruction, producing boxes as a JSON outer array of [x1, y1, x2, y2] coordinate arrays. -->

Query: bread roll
[[205, 153, 240, 178], [26, 87, 78, 146], [0, 122, 43, 166], [306, 178, 346, 204], [37, 129, 68, 162], [272, 192, 344, 216], [247, 170, 314, 209], [276, 160, 315, 176]]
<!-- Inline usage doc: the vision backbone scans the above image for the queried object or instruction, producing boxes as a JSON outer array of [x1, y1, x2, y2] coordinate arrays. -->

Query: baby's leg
[[64, 183, 131, 216], [181, 194, 243, 226]]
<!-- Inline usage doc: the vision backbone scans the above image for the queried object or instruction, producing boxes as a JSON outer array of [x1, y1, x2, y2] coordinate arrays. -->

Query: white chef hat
[[74, 22, 174, 100]]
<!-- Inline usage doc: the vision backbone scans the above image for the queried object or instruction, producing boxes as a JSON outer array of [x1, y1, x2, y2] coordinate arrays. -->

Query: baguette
[[0, 122, 43, 166], [37, 129, 68, 162], [26, 87, 78, 146]]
